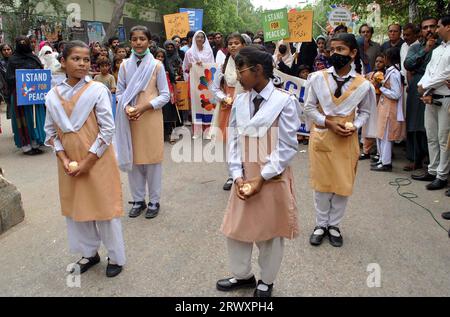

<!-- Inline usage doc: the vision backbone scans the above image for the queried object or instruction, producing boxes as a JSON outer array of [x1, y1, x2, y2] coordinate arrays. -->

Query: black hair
[[359, 23, 374, 34], [334, 25, 348, 33], [330, 33, 363, 74], [114, 44, 126, 52], [384, 47, 403, 82], [97, 55, 111, 66], [222, 32, 246, 73], [151, 34, 161, 45], [385, 47, 400, 66], [245, 31, 255, 40], [235, 45, 274, 80], [62, 40, 89, 59], [388, 23, 402, 32], [298, 64, 311, 72], [57, 41, 66, 52], [130, 25, 152, 41], [421, 16, 437, 27], [28, 34, 37, 40], [108, 36, 119, 46], [375, 52, 386, 60], [403, 23, 420, 34], [207, 32, 215, 38], [186, 31, 195, 39], [440, 15, 450, 26], [172, 35, 181, 41], [113, 55, 123, 72], [253, 35, 264, 43]]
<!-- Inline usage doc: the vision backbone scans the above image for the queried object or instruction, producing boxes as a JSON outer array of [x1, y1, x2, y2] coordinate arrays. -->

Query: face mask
[[329, 53, 352, 70], [132, 48, 150, 57]]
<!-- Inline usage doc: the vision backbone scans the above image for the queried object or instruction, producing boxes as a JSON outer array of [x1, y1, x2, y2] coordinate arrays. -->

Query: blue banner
[[179, 8, 203, 32], [15, 69, 51, 106]]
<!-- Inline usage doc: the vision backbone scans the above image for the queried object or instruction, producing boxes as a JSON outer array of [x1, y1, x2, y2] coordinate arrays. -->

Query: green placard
[[262, 9, 289, 42]]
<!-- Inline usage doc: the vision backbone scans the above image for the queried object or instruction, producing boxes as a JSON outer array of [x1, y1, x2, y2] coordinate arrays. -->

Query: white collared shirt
[[400, 40, 419, 78], [228, 80, 300, 181], [44, 76, 114, 157], [418, 41, 450, 95], [304, 66, 375, 129]]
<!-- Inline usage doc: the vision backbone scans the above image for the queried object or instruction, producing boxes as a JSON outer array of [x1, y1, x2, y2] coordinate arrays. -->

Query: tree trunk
[[408, 0, 418, 23], [105, 0, 127, 41]]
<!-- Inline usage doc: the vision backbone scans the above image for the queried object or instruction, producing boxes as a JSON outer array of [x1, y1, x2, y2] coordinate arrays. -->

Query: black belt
[[432, 94, 450, 100]]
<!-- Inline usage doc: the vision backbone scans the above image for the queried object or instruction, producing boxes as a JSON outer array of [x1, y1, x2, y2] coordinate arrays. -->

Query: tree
[[105, 0, 128, 41], [128, 0, 261, 36], [0, 0, 64, 41]]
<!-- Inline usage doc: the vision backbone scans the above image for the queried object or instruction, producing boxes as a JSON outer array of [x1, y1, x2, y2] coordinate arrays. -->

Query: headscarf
[[273, 40, 294, 68], [164, 40, 182, 76], [38, 45, 61, 72], [186, 30, 214, 63], [241, 34, 252, 46], [6, 36, 42, 85], [39, 41, 49, 51]]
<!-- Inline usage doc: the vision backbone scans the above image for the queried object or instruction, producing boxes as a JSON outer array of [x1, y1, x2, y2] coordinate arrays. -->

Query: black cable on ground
[[389, 178, 449, 236]]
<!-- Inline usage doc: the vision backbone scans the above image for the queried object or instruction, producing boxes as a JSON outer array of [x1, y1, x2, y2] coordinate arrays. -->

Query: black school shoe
[[370, 164, 393, 172], [128, 201, 146, 218], [310, 226, 327, 246], [223, 178, 233, 191], [426, 178, 448, 190], [254, 280, 273, 297], [216, 275, 256, 292], [145, 202, 160, 218], [71, 252, 100, 274], [106, 258, 123, 277], [328, 226, 343, 247], [441, 212, 450, 220]]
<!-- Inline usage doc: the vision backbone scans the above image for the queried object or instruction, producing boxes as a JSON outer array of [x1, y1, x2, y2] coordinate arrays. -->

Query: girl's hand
[[187, 63, 192, 70], [196, 61, 202, 66], [234, 177, 246, 200], [326, 119, 354, 137], [241, 176, 265, 198], [62, 157, 71, 175], [129, 103, 150, 121], [72, 153, 98, 177]]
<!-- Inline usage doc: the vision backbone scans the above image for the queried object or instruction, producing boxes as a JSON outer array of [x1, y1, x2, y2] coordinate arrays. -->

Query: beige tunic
[[309, 75, 366, 197], [221, 120, 299, 242], [376, 79, 406, 141], [130, 63, 164, 164], [55, 83, 123, 221]]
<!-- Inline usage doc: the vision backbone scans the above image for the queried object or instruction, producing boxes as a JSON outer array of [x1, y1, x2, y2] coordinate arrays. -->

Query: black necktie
[[331, 74, 351, 98], [136, 60, 142, 68], [253, 95, 263, 117]]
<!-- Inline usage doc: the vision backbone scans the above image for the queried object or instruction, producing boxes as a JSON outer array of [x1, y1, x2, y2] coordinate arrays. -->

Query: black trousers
[[406, 131, 428, 166]]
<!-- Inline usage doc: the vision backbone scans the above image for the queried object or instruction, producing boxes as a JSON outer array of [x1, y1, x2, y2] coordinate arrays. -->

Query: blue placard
[[15, 69, 51, 106], [179, 8, 203, 32]]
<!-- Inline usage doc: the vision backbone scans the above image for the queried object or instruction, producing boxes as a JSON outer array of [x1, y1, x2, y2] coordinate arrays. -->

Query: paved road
[[0, 110, 449, 297]]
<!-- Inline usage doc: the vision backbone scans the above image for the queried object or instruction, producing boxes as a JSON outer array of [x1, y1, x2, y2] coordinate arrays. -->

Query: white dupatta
[[114, 52, 159, 172]]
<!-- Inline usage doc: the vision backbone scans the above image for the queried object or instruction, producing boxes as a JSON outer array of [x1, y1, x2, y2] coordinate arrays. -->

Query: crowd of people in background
[[0, 12, 448, 297], [0, 15, 448, 215]]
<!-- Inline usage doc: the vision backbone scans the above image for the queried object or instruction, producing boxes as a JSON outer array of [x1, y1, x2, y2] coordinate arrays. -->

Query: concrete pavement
[[0, 110, 449, 297]]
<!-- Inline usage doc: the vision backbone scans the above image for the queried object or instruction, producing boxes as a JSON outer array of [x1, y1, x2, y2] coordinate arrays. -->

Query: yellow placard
[[163, 12, 190, 40], [285, 10, 313, 43], [175, 81, 190, 111]]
